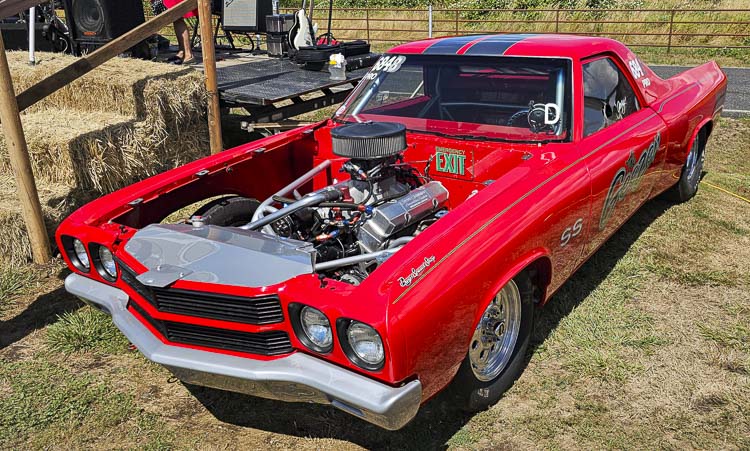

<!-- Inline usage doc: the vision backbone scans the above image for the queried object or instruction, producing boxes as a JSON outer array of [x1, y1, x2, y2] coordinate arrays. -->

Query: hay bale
[[0, 108, 210, 193], [7, 51, 208, 129], [0, 176, 91, 268]]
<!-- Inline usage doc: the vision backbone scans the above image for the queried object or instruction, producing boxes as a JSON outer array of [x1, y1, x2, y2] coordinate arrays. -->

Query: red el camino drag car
[[57, 34, 726, 429]]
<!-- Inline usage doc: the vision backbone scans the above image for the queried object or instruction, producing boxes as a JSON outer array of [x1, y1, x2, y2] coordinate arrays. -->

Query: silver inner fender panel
[[124, 224, 315, 288]]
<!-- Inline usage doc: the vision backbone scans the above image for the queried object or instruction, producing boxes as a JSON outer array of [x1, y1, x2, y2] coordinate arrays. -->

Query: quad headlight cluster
[[290, 303, 385, 371], [61, 236, 118, 282]]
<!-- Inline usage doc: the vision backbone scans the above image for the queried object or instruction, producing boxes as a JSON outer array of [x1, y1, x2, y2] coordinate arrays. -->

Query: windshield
[[335, 55, 572, 142]]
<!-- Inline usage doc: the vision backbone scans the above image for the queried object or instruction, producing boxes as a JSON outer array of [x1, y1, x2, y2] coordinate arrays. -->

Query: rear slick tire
[[669, 130, 706, 203], [449, 271, 535, 412]]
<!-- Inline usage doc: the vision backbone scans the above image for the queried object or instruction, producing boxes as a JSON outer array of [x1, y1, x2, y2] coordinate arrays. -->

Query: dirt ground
[[1, 119, 749, 450]]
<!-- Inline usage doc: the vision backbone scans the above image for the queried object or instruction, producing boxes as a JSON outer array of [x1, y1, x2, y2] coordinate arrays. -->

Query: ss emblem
[[560, 218, 583, 247]]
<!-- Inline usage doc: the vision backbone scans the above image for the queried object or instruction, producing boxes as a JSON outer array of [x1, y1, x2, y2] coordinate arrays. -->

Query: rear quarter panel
[[648, 62, 727, 196]]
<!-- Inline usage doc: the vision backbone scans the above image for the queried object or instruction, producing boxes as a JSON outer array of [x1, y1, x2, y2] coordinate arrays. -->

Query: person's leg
[[172, 19, 184, 59], [173, 18, 193, 60]]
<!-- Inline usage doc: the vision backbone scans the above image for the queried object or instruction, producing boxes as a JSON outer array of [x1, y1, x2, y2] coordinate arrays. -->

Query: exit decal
[[433, 147, 474, 180]]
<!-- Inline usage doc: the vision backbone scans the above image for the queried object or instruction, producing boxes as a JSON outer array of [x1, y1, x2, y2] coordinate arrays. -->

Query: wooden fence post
[[667, 9, 675, 53], [366, 8, 370, 43], [0, 32, 51, 264], [555, 9, 560, 33], [455, 9, 459, 35], [197, 0, 223, 155]]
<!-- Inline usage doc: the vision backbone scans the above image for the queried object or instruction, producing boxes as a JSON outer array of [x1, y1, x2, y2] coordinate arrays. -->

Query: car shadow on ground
[[186, 197, 674, 449], [0, 267, 81, 351], [529, 197, 672, 357]]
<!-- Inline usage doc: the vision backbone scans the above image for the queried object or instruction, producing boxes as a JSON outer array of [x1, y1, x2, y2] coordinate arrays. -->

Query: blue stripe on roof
[[422, 35, 486, 54], [462, 34, 534, 56]]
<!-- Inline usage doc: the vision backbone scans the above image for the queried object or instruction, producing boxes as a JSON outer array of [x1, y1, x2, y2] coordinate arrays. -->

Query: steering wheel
[[507, 109, 530, 128], [507, 102, 563, 134]]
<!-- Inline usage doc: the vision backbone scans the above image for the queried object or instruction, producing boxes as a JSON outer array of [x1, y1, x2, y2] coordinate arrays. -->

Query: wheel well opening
[[523, 257, 552, 304], [701, 121, 713, 141]]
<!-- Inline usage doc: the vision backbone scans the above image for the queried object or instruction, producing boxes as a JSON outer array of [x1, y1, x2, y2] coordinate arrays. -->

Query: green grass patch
[[0, 356, 178, 449], [0, 265, 36, 312], [691, 208, 749, 236], [0, 359, 135, 448], [446, 426, 480, 447], [539, 248, 667, 382], [646, 260, 739, 287], [699, 322, 750, 353], [46, 306, 131, 354]]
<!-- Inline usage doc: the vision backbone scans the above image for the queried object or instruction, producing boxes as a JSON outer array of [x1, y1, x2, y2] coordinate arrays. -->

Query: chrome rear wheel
[[669, 129, 707, 203], [469, 280, 523, 382], [685, 136, 705, 191]]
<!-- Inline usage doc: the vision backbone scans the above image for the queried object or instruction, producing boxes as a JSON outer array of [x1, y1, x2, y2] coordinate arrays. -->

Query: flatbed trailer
[[216, 56, 372, 125]]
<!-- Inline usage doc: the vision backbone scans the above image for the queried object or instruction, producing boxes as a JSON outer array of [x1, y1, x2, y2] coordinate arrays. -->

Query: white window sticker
[[628, 58, 644, 79], [373, 55, 406, 73]]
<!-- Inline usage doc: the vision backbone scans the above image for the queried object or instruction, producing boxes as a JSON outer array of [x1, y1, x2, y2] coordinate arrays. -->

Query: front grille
[[152, 288, 284, 325], [129, 300, 293, 356], [118, 260, 284, 325]]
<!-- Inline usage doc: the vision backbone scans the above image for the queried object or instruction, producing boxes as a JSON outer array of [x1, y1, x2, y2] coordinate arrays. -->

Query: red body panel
[[56, 35, 727, 401]]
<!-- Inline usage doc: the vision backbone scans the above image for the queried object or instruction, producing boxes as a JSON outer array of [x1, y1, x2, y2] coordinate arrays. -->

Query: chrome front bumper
[[64, 273, 422, 430]]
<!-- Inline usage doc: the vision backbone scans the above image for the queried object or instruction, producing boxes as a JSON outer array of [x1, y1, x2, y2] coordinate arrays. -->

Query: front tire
[[192, 196, 259, 227], [449, 271, 536, 411], [669, 130, 706, 203]]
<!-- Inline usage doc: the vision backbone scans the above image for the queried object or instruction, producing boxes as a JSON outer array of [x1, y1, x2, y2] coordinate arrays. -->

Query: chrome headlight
[[299, 306, 333, 352], [72, 239, 90, 270], [98, 246, 117, 279], [345, 321, 384, 369]]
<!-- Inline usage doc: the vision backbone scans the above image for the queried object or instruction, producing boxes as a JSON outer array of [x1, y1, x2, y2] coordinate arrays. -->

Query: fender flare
[[684, 116, 713, 162], [468, 247, 552, 333]]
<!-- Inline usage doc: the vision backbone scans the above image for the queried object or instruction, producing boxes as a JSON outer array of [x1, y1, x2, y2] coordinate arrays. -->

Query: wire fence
[[278, 7, 750, 52]]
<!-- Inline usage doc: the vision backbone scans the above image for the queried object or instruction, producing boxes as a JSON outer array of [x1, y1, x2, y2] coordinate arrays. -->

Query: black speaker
[[62, 0, 145, 44], [222, 0, 273, 33]]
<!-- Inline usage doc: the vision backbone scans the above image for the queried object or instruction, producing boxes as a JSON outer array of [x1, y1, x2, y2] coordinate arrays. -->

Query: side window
[[582, 57, 640, 137]]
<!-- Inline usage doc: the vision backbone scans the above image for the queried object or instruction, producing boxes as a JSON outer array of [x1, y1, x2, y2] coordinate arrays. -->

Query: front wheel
[[449, 272, 536, 411], [191, 196, 259, 227]]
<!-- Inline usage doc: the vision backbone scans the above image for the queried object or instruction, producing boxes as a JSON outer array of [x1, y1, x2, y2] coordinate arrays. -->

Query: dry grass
[[7, 51, 207, 123], [0, 119, 748, 449], [0, 108, 209, 194]]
